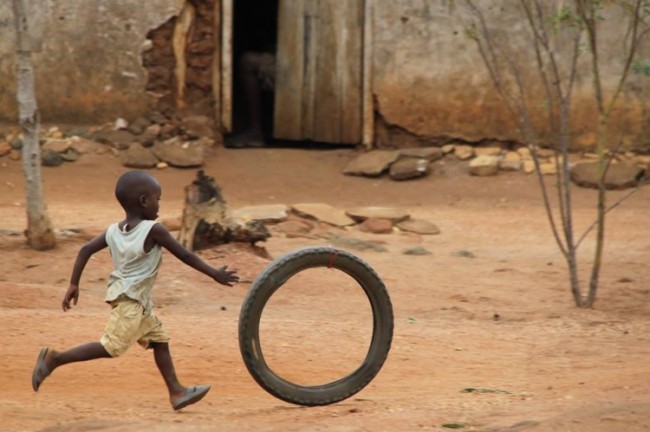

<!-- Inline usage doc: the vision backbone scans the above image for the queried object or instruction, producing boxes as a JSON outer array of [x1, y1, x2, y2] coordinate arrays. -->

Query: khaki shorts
[[100, 297, 169, 357]]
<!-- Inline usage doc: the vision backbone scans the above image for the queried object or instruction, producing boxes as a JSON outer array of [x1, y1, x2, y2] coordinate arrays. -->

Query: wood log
[[178, 170, 270, 250]]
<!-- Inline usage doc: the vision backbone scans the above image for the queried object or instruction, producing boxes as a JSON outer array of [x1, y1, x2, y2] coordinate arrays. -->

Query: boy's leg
[[50, 342, 111, 368], [151, 342, 210, 410], [151, 342, 185, 399], [32, 343, 111, 391]]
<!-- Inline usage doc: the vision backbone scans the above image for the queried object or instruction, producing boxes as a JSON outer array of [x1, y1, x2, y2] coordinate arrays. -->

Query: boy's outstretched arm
[[63, 233, 108, 312], [149, 223, 239, 286]]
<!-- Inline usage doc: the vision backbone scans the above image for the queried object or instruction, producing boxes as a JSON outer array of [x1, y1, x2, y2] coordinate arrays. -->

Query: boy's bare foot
[[32, 347, 53, 392], [171, 385, 211, 411]]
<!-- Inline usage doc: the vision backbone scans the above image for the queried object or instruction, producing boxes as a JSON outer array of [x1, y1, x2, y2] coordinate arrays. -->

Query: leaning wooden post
[[12, 0, 56, 250]]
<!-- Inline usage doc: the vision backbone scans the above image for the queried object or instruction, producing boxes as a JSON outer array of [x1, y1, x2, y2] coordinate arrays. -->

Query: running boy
[[31, 170, 239, 410]]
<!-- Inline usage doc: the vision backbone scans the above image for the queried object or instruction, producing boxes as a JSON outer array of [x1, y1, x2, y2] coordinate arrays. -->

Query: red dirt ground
[[1, 146, 650, 431]]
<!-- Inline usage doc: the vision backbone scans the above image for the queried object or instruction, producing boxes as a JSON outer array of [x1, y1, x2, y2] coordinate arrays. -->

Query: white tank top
[[104, 220, 162, 314]]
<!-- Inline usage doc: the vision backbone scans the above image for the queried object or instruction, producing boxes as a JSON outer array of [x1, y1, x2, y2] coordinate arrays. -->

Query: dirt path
[[1, 146, 650, 431]]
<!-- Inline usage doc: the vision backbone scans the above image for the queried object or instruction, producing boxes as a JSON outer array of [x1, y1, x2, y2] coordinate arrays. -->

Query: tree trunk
[[178, 170, 270, 251], [12, 0, 56, 251]]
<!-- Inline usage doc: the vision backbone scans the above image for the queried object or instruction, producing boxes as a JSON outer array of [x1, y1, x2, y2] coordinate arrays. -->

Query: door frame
[[219, 0, 374, 148]]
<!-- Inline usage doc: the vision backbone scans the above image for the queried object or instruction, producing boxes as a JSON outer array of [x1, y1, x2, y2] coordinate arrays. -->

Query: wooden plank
[[212, 0, 221, 124], [220, 0, 233, 132], [311, 0, 339, 142], [301, 0, 318, 140], [310, 0, 363, 143], [340, 0, 363, 144], [273, 0, 306, 140], [362, 0, 374, 148], [273, 0, 363, 144]]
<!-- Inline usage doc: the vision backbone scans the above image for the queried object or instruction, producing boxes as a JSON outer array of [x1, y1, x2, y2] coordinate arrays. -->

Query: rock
[[148, 111, 168, 125], [128, 117, 152, 135], [94, 128, 137, 150], [10, 137, 23, 150], [389, 157, 430, 180], [499, 158, 522, 171], [475, 146, 502, 157], [504, 151, 521, 162], [42, 138, 72, 153], [0, 142, 10, 157], [114, 118, 129, 130], [156, 161, 168, 169], [343, 150, 400, 176], [523, 160, 536, 174], [442, 144, 455, 154], [396, 219, 440, 235], [65, 127, 90, 138], [122, 143, 158, 168], [540, 163, 557, 175], [152, 137, 204, 167], [182, 115, 215, 138], [346, 206, 410, 223], [517, 147, 532, 160], [41, 149, 63, 167], [194, 136, 215, 148], [570, 162, 644, 189], [60, 149, 79, 162], [358, 218, 393, 234], [232, 204, 289, 223], [452, 250, 476, 258], [399, 147, 444, 162], [403, 246, 432, 256], [141, 124, 162, 145], [159, 122, 181, 139], [454, 145, 475, 160], [291, 203, 356, 227], [47, 126, 63, 139], [469, 155, 499, 176], [69, 136, 104, 154], [9, 149, 20, 160], [536, 148, 556, 158]]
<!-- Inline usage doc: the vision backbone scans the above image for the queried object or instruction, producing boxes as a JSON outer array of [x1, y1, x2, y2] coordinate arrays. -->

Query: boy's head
[[115, 171, 161, 219]]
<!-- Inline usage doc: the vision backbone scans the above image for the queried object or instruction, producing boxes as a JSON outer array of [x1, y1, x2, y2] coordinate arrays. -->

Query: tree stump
[[178, 170, 270, 250]]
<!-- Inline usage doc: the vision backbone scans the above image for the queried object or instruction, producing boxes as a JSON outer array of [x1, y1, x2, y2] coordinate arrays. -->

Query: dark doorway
[[231, 0, 279, 140]]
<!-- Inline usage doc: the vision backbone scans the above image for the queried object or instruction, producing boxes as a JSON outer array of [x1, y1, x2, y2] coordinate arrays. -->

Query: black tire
[[238, 246, 394, 406]]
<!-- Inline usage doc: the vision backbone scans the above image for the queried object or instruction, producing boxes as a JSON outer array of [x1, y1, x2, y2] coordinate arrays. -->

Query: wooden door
[[273, 0, 365, 144]]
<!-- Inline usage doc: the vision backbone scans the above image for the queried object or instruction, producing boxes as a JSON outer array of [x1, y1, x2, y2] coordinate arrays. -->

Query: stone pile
[[0, 111, 217, 169], [225, 203, 439, 254], [343, 143, 650, 189]]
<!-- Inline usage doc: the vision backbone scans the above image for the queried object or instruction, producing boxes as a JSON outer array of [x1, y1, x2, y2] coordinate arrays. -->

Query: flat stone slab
[[345, 206, 410, 223], [396, 219, 441, 235], [122, 143, 158, 168], [291, 203, 356, 227], [232, 204, 289, 223], [358, 218, 394, 234], [42, 138, 72, 153], [153, 137, 204, 167], [399, 147, 444, 162], [570, 161, 644, 190], [343, 150, 400, 176]]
